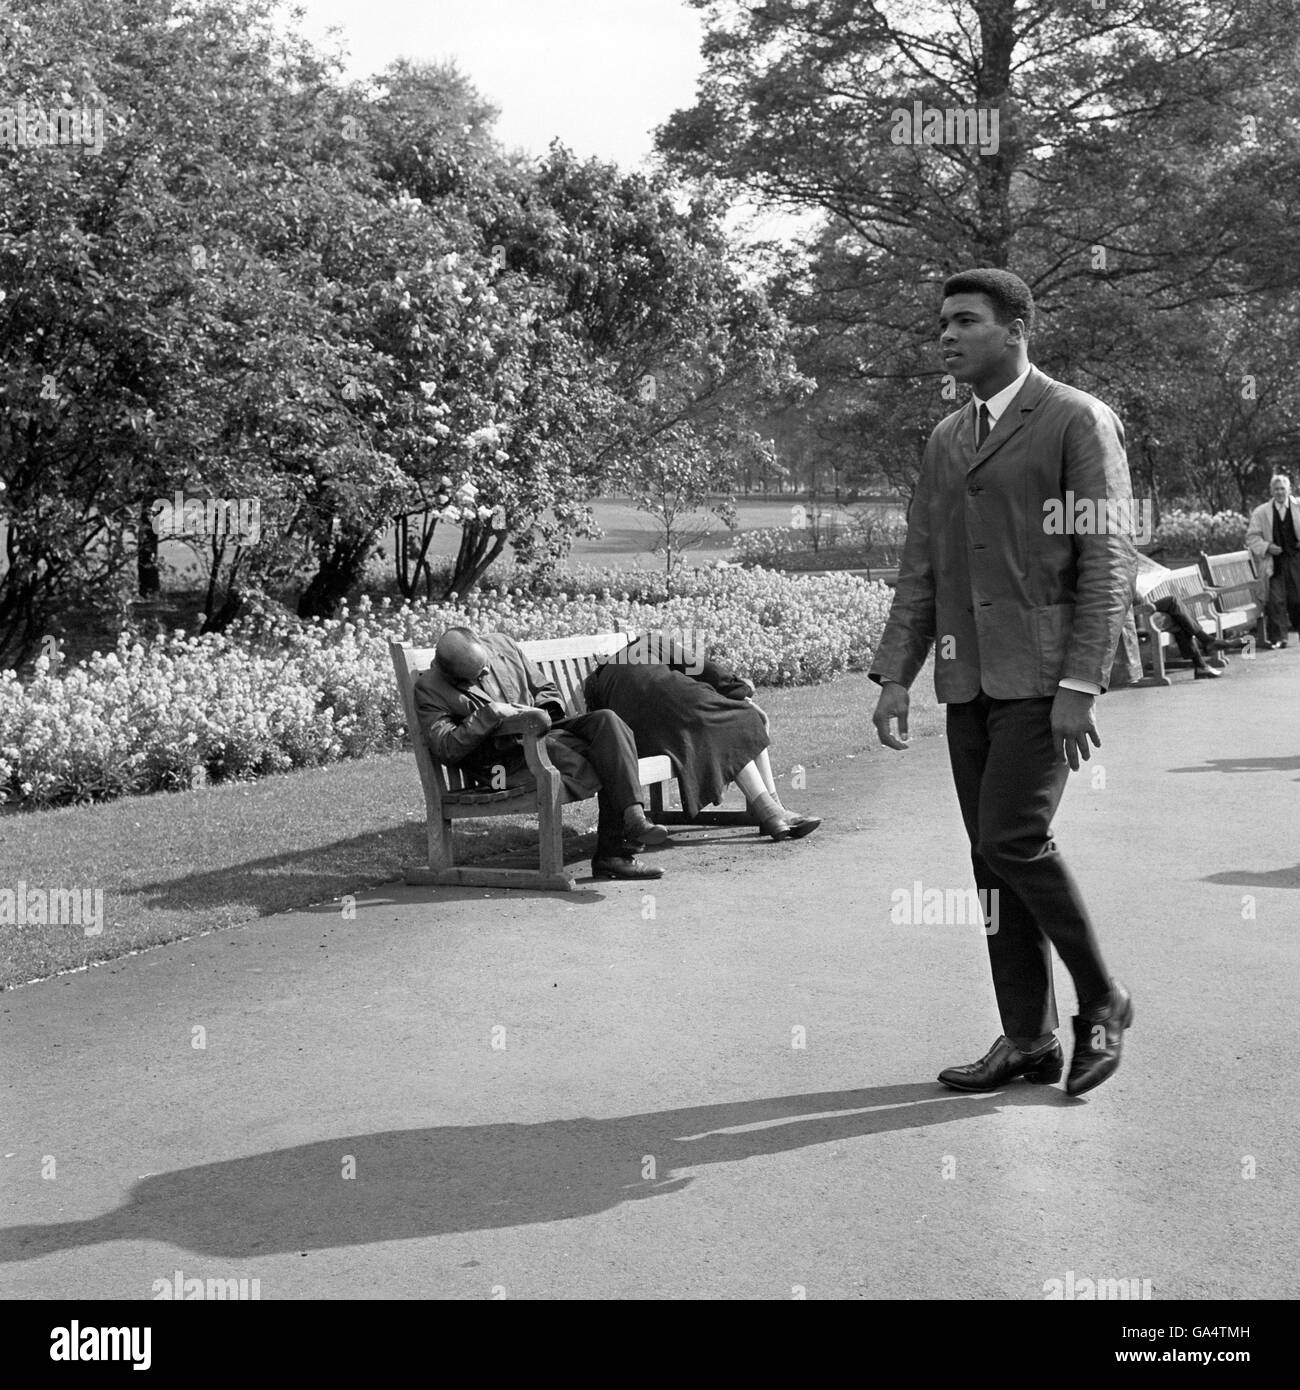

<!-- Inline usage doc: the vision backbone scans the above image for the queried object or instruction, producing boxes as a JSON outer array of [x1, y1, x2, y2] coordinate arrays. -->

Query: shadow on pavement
[[1167, 755, 1300, 778], [123, 823, 605, 915], [0, 1083, 1062, 1261], [1202, 864, 1300, 889]]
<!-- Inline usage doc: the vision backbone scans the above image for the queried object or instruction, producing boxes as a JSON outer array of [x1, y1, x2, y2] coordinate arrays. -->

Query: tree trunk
[[298, 530, 376, 619], [137, 498, 160, 596], [442, 520, 508, 599], [200, 585, 245, 634]]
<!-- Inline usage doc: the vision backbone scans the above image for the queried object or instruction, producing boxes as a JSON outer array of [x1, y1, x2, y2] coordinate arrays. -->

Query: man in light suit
[[413, 627, 666, 880], [870, 268, 1138, 1097], [1245, 474, 1300, 649]]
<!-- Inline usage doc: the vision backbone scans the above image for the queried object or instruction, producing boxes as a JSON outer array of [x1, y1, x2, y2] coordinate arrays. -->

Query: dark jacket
[[869, 366, 1139, 700], [412, 631, 600, 799]]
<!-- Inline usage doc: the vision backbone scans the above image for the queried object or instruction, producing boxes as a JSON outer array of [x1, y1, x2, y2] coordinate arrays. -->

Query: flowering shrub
[[0, 568, 895, 808], [1152, 509, 1248, 557], [732, 512, 909, 567]]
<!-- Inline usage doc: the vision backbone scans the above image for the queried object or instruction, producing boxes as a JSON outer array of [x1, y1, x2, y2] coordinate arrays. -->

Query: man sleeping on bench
[[413, 626, 667, 882]]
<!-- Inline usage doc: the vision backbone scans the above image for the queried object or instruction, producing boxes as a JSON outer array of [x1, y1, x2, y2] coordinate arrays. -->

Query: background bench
[[1134, 565, 1222, 685], [1199, 549, 1264, 645], [390, 633, 746, 891]]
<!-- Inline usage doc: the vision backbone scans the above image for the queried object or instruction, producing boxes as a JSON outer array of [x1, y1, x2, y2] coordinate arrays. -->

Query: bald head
[[435, 627, 490, 684]]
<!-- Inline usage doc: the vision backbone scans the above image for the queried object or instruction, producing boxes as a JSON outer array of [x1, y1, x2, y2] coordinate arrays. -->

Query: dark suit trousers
[[946, 692, 1112, 1038], [1152, 595, 1209, 663], [1265, 553, 1300, 642], [552, 710, 643, 858]]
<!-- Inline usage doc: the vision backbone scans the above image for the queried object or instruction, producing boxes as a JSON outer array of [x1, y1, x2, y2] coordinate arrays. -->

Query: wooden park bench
[[389, 633, 748, 891], [1135, 564, 1237, 685], [1199, 549, 1265, 645]]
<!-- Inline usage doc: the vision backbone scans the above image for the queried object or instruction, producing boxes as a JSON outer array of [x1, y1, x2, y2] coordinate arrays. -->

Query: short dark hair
[[942, 268, 1034, 336]]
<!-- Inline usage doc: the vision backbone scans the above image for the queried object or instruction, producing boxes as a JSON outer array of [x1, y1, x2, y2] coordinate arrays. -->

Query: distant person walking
[[1245, 474, 1300, 649]]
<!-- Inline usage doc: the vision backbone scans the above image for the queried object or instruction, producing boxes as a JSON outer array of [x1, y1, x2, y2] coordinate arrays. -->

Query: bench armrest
[[517, 726, 564, 793]]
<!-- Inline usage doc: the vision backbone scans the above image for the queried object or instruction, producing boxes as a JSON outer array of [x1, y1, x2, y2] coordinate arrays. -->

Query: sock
[[747, 791, 784, 825], [1010, 1033, 1054, 1053]]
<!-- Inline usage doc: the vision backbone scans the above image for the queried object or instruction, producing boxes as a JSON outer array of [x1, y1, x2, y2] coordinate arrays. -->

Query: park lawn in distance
[[0, 667, 941, 990]]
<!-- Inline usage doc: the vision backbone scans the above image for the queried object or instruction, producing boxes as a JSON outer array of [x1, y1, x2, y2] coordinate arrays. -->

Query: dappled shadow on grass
[[0, 1083, 1062, 1262]]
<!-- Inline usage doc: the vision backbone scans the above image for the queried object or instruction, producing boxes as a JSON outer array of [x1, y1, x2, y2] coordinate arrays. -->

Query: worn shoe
[[1066, 981, 1134, 1097], [938, 1036, 1063, 1092], [1193, 664, 1222, 678], [757, 812, 794, 840], [784, 814, 821, 839], [592, 855, 663, 881], [623, 806, 669, 846]]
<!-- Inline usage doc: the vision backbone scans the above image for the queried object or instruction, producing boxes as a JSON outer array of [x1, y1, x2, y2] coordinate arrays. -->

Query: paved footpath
[[3, 655, 1298, 1300]]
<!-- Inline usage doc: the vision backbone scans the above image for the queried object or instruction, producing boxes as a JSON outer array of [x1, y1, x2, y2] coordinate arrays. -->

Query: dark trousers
[[1151, 595, 1210, 663], [552, 710, 643, 858], [1264, 552, 1300, 643], [946, 693, 1112, 1039]]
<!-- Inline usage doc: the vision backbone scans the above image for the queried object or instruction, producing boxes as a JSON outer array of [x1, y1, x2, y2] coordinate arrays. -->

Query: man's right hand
[[494, 704, 551, 736], [1268, 543, 1283, 555], [489, 701, 522, 720], [871, 681, 911, 750]]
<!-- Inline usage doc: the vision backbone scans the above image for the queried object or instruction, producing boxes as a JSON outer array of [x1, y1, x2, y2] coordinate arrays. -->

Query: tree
[[658, 0, 1300, 503]]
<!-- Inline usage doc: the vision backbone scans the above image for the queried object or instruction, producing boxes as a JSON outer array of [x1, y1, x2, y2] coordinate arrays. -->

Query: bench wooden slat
[[1199, 549, 1263, 645]]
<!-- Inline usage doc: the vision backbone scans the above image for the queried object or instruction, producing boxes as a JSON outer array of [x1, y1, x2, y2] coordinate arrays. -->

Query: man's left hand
[[1051, 688, 1100, 770]]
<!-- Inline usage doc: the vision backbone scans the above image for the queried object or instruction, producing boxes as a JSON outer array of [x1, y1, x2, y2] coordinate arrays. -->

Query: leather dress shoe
[[1193, 664, 1222, 678], [623, 807, 669, 846], [784, 813, 821, 839], [1066, 981, 1133, 1096], [937, 1035, 1063, 1091], [757, 812, 794, 840], [592, 855, 663, 881]]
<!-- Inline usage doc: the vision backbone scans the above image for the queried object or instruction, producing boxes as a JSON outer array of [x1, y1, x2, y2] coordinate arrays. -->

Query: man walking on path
[[1245, 474, 1300, 649], [869, 268, 1139, 1097]]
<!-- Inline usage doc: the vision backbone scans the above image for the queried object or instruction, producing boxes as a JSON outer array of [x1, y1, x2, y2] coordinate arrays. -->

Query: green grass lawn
[[0, 664, 941, 990]]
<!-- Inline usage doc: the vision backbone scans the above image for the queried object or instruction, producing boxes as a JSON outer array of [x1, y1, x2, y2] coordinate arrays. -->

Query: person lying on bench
[[583, 630, 821, 841], [1135, 593, 1240, 678], [413, 626, 667, 882]]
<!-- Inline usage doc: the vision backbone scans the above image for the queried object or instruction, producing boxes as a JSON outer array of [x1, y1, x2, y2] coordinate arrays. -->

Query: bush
[[0, 568, 895, 809], [732, 512, 908, 568], [1151, 509, 1248, 557]]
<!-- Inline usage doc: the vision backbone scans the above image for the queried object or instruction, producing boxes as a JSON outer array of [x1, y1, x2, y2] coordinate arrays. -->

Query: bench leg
[[537, 780, 566, 881], [427, 813, 454, 872]]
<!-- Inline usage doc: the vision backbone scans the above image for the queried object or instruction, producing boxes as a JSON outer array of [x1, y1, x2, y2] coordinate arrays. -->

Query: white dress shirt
[[971, 366, 1031, 444]]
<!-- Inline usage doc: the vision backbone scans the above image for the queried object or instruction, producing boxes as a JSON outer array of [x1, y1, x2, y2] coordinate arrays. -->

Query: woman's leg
[[735, 763, 769, 802], [754, 748, 778, 797], [735, 763, 788, 838]]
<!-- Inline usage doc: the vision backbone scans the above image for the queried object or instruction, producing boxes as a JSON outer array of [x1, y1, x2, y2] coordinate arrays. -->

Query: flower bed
[[0, 567, 894, 808], [1151, 509, 1248, 557], [732, 514, 908, 569]]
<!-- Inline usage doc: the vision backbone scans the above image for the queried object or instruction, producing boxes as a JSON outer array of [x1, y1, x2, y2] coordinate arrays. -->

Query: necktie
[[975, 402, 991, 450]]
